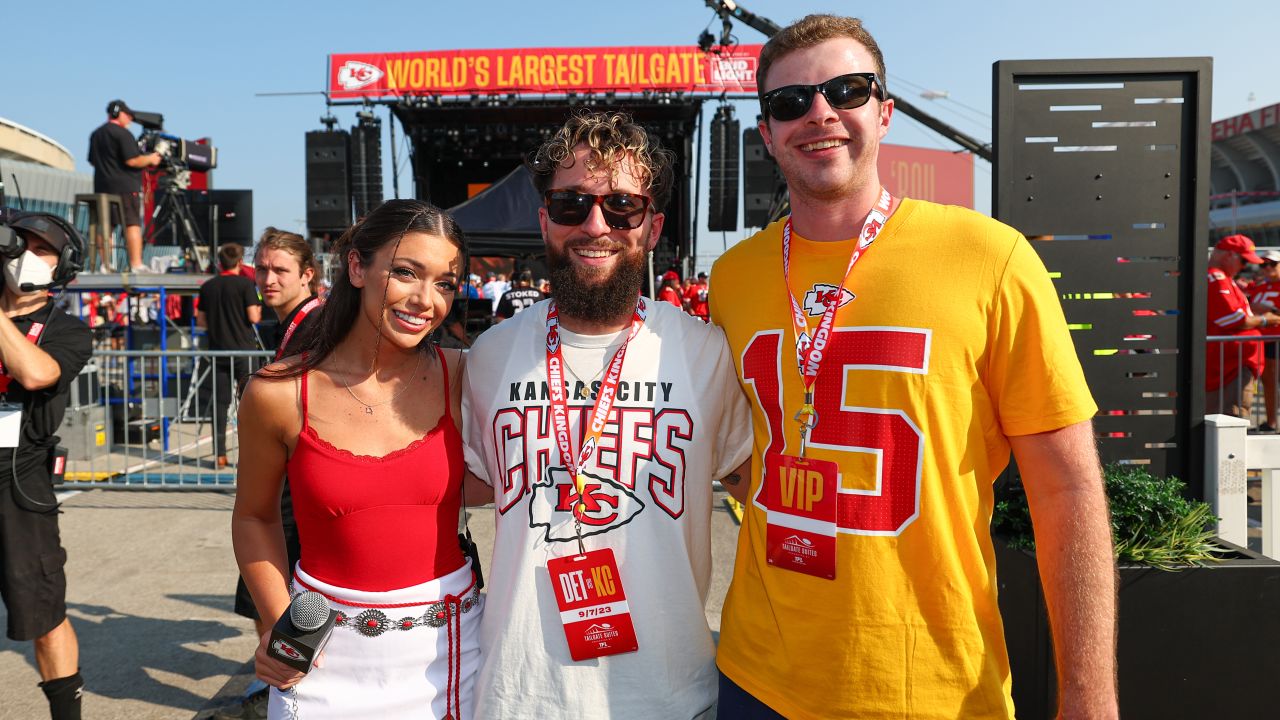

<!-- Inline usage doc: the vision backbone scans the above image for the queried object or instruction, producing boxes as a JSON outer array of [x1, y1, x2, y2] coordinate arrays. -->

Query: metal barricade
[[60, 349, 272, 489], [1206, 334, 1280, 429]]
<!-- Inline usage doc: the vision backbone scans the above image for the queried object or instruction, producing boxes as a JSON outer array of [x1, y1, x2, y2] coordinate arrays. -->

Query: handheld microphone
[[267, 591, 337, 673]]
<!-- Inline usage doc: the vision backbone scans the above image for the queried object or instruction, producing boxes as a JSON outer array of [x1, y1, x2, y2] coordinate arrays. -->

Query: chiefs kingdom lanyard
[[545, 298, 647, 548], [782, 188, 892, 456], [0, 322, 46, 395], [275, 297, 321, 361]]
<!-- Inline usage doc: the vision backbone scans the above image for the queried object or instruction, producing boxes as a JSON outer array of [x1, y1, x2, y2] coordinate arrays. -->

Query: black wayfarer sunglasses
[[760, 72, 886, 122], [543, 190, 652, 230]]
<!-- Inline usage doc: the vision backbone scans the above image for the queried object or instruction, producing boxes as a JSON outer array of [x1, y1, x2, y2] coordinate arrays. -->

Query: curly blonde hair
[[528, 110, 675, 212]]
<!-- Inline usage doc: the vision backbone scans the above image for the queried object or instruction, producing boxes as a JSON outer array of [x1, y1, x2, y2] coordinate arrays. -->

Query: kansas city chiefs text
[[490, 404, 692, 525]]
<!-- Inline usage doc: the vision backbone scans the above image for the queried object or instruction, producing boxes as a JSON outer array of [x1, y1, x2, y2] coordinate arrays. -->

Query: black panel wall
[[993, 58, 1212, 498], [306, 130, 352, 235], [708, 106, 739, 232]]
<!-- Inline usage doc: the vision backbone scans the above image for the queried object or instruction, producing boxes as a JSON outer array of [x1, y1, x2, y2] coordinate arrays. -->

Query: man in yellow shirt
[[710, 14, 1118, 719]]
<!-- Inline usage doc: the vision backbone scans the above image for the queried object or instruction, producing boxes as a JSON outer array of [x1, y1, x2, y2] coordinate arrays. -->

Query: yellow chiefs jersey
[[709, 199, 1096, 720]]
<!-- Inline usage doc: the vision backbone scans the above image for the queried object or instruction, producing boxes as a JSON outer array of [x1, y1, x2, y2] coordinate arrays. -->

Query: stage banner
[[329, 45, 764, 99], [877, 143, 974, 209]]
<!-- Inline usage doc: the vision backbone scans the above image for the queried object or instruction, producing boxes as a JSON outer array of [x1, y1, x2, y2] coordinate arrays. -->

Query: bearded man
[[461, 110, 752, 719]]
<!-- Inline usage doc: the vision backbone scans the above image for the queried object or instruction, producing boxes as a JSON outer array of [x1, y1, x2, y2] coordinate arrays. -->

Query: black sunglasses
[[760, 72, 885, 122], [543, 190, 652, 230]]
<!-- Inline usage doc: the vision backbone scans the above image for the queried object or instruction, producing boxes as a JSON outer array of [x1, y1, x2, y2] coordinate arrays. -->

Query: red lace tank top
[[287, 347, 465, 591]]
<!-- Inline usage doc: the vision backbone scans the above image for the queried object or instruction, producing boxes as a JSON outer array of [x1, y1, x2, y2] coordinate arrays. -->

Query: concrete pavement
[[0, 488, 744, 719]]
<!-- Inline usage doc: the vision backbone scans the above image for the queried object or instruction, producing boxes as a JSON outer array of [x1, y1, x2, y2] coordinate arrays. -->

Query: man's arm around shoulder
[[1011, 420, 1118, 719]]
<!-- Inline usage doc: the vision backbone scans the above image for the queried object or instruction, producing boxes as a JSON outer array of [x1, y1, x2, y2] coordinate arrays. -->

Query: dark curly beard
[[547, 242, 648, 325]]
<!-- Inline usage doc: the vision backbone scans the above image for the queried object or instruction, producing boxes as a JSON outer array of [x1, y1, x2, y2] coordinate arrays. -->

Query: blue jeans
[[717, 670, 788, 719]]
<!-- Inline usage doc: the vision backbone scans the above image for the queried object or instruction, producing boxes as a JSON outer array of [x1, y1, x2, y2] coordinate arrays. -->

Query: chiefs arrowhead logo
[[270, 638, 304, 661], [529, 466, 645, 543], [802, 283, 855, 317], [547, 324, 562, 354], [336, 60, 384, 91]]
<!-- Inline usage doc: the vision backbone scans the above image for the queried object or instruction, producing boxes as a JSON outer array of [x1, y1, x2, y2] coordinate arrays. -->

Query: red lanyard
[[0, 322, 46, 394], [545, 298, 647, 523], [276, 297, 321, 361], [782, 188, 892, 454]]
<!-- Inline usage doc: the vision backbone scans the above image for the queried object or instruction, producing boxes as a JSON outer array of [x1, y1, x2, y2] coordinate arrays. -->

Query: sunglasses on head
[[760, 72, 885, 122], [543, 190, 652, 230]]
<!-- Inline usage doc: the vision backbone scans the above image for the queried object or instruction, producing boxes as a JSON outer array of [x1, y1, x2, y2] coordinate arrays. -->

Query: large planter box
[[995, 538, 1280, 719]]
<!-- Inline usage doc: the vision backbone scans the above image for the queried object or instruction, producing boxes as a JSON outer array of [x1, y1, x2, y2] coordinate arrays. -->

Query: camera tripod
[[148, 173, 211, 272]]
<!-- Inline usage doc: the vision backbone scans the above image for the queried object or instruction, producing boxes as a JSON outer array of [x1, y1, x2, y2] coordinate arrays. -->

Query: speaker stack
[[349, 114, 383, 220], [305, 130, 352, 237], [708, 106, 740, 232], [743, 128, 783, 229]]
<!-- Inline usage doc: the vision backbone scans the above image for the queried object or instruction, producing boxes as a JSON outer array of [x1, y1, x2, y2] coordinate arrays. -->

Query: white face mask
[[4, 250, 54, 295]]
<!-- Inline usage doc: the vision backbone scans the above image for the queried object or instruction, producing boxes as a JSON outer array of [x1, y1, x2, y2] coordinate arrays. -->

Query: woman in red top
[[233, 200, 486, 719]]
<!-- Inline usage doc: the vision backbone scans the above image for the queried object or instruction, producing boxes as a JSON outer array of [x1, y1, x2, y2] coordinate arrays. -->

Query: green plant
[[992, 464, 1226, 570]]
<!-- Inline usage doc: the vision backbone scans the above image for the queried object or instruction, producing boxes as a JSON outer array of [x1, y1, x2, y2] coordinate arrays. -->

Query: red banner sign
[[1213, 103, 1280, 142], [877, 143, 974, 209], [328, 45, 763, 100]]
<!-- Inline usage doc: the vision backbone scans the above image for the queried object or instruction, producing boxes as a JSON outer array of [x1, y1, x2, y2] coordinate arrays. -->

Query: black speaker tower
[[350, 113, 383, 219], [708, 106, 740, 232], [306, 130, 352, 236], [743, 127, 781, 229]]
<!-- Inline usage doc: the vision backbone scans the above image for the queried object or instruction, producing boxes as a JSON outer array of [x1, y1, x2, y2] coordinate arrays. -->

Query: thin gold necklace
[[342, 351, 424, 415], [559, 342, 623, 400]]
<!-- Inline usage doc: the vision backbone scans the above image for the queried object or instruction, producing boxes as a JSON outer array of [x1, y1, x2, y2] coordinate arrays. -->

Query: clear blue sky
[[6, 0, 1276, 268]]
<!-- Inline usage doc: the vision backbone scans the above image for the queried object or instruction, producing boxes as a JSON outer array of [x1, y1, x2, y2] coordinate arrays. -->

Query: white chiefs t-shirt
[[463, 299, 752, 720]]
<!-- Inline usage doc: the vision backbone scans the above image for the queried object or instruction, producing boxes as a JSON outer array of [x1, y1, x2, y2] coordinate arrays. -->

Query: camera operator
[[87, 99, 161, 273], [0, 211, 92, 720]]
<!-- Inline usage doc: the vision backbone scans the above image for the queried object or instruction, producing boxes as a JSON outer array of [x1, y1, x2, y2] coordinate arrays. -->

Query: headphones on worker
[[0, 210, 85, 289], [107, 100, 127, 120]]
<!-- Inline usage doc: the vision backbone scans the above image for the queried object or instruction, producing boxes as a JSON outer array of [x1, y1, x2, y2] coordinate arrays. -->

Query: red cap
[[662, 270, 680, 282], [1216, 234, 1262, 264]]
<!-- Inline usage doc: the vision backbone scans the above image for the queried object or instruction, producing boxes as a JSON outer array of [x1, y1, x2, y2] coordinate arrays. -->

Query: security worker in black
[[0, 211, 92, 720]]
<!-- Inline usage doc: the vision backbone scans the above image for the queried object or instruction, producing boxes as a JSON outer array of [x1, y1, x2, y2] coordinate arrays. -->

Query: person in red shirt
[[682, 271, 709, 321], [657, 271, 683, 308], [1249, 249, 1280, 431], [1207, 235, 1280, 421]]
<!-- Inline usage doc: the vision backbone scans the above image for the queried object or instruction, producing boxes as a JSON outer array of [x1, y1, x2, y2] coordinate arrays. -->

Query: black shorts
[[107, 191, 142, 228], [234, 479, 302, 620], [0, 479, 68, 641]]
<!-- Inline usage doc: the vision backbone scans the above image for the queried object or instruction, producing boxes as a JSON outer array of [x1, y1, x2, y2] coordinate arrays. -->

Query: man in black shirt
[[493, 269, 546, 322], [86, 100, 161, 273], [0, 212, 92, 720], [197, 244, 261, 467]]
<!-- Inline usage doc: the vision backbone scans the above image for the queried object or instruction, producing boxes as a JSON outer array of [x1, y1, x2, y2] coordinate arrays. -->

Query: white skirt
[[269, 559, 483, 720]]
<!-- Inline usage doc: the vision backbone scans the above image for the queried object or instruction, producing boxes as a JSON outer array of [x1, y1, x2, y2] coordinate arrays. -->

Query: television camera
[[128, 109, 218, 270], [131, 110, 218, 191]]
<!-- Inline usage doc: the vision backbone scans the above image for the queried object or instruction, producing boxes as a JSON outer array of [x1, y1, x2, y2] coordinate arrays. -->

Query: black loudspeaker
[[708, 106, 740, 232], [743, 127, 782, 228], [187, 190, 254, 247], [350, 115, 383, 219], [306, 130, 352, 235]]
